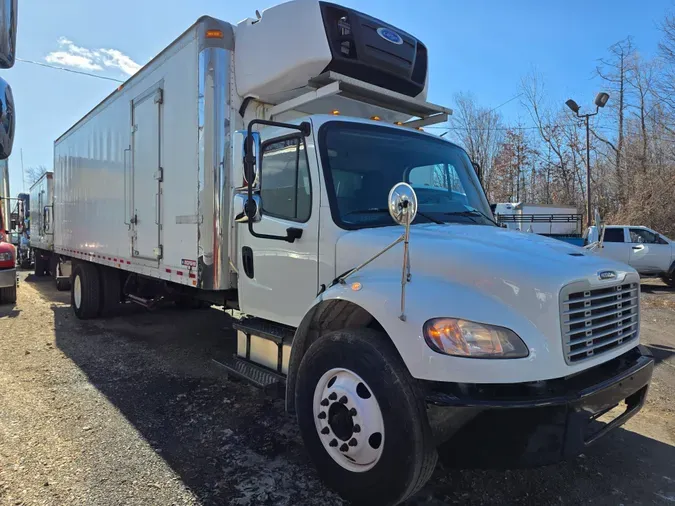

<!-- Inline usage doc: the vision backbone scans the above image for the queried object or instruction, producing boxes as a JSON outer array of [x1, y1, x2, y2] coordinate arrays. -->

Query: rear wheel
[[295, 329, 437, 506], [99, 266, 122, 316], [660, 275, 675, 288], [0, 282, 17, 304], [71, 263, 101, 319]]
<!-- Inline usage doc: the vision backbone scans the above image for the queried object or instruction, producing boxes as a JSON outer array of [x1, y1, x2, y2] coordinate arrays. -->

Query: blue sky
[[4, 0, 672, 194]]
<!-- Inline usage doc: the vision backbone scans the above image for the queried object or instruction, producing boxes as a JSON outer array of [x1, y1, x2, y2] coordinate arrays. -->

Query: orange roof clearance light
[[370, 115, 381, 121], [394, 121, 403, 125], [331, 109, 341, 115], [206, 29, 224, 39]]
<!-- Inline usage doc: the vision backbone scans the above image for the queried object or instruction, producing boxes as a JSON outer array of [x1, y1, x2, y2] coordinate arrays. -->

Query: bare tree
[[449, 92, 504, 194], [24, 165, 48, 187]]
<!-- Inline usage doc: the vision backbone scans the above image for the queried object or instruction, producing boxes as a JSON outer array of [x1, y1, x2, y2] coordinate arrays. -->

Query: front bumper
[[0, 267, 17, 288], [424, 345, 654, 467]]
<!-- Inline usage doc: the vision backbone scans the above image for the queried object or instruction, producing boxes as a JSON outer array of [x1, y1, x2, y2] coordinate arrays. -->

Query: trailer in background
[[492, 202, 585, 246]]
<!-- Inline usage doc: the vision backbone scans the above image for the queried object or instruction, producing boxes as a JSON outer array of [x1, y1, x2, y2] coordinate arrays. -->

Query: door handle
[[632, 246, 643, 250]]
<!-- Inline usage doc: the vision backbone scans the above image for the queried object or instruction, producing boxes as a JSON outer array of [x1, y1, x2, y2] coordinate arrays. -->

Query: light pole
[[565, 92, 610, 227]]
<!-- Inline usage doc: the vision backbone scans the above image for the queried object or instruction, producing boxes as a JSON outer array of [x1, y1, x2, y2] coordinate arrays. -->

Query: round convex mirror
[[388, 182, 418, 226]]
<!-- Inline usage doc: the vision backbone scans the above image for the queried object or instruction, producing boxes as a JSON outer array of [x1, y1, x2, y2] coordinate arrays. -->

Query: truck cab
[[50, 2, 655, 504]]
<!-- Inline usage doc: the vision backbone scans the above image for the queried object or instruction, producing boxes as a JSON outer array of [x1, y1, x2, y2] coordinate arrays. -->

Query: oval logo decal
[[598, 271, 617, 280], [377, 27, 403, 45]]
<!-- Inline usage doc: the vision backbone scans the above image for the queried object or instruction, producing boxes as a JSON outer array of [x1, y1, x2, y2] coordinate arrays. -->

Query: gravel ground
[[0, 272, 674, 506]]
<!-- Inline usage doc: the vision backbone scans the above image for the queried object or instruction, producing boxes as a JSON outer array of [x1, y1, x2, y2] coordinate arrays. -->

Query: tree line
[[448, 11, 675, 237]]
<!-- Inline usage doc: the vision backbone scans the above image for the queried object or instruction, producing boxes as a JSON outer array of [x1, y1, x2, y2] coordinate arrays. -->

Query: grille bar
[[566, 305, 634, 325], [568, 329, 638, 362], [563, 295, 638, 315], [564, 286, 636, 305], [568, 320, 638, 346], [560, 280, 640, 365], [565, 312, 637, 337]]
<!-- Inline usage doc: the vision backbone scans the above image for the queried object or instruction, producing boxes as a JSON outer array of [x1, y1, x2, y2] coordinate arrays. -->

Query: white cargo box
[[53, 17, 237, 291], [29, 171, 54, 251]]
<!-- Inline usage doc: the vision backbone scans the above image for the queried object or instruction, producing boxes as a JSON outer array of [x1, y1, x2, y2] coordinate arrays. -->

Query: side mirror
[[388, 182, 418, 226], [0, 76, 14, 159], [243, 131, 261, 188], [233, 193, 260, 223], [0, 0, 17, 69]]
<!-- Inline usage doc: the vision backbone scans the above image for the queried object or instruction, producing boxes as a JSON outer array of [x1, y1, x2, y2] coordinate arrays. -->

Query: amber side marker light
[[206, 29, 224, 39]]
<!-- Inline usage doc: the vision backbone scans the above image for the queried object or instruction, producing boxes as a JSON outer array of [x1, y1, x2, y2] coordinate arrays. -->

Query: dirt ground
[[0, 272, 674, 506]]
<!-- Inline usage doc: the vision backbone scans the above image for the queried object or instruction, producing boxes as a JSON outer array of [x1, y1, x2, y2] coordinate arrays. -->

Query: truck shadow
[[27, 275, 675, 506]]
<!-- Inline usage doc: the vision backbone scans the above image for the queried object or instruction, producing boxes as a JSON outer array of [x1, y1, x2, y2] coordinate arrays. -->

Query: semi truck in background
[[0, 158, 16, 303], [0, 0, 17, 305], [45, 2, 653, 504]]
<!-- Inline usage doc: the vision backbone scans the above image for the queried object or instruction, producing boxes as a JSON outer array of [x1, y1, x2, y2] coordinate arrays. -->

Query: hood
[[335, 224, 635, 311]]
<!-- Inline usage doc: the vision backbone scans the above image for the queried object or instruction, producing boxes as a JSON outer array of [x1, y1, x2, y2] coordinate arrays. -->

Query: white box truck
[[48, 2, 653, 504], [29, 171, 62, 280]]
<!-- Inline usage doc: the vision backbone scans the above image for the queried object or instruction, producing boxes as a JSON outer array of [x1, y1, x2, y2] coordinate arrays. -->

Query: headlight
[[0, 252, 13, 261], [423, 318, 529, 359]]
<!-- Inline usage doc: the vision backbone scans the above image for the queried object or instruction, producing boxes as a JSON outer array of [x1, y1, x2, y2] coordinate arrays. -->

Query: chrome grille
[[560, 280, 639, 364]]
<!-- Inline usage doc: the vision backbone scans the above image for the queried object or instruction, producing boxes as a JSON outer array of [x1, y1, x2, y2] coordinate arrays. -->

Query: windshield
[[318, 122, 494, 229]]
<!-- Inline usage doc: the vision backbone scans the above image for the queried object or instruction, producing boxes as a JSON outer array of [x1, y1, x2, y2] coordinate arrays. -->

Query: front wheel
[[295, 329, 437, 506]]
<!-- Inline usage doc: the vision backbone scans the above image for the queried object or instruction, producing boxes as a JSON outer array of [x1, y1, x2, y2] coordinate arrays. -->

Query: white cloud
[[45, 37, 141, 76]]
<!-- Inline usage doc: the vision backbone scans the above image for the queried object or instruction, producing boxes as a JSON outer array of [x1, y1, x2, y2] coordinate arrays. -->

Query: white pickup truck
[[587, 225, 675, 287]]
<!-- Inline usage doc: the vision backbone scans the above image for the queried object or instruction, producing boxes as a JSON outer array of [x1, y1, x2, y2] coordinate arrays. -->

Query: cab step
[[213, 355, 285, 393], [232, 317, 295, 344]]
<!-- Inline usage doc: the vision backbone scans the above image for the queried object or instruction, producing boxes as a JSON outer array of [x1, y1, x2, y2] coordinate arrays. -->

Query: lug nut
[[328, 392, 337, 400], [339, 396, 348, 404], [353, 424, 361, 433], [349, 408, 357, 416], [318, 411, 326, 419], [340, 443, 349, 452], [320, 398, 329, 406], [349, 438, 357, 447], [329, 439, 338, 447]]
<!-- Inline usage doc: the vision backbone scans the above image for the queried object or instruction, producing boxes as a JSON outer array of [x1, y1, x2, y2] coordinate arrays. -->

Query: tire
[[20, 258, 31, 269], [71, 263, 101, 319], [295, 329, 437, 506], [55, 277, 70, 292], [99, 267, 121, 316], [34, 252, 47, 277], [660, 275, 675, 288], [0, 283, 17, 304]]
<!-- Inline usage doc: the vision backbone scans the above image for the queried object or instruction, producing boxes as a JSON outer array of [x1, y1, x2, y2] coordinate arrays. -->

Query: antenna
[[255, 10, 261, 20]]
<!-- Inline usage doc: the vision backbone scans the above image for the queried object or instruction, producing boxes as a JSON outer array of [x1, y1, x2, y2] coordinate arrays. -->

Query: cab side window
[[260, 137, 311, 222], [603, 228, 625, 243], [629, 228, 660, 244]]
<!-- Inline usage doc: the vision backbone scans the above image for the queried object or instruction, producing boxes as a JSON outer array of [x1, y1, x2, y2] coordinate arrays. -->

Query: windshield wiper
[[343, 208, 443, 225], [444, 208, 499, 226]]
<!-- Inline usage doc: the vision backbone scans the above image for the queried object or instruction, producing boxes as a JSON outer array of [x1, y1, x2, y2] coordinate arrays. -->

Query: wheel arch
[[286, 297, 399, 414]]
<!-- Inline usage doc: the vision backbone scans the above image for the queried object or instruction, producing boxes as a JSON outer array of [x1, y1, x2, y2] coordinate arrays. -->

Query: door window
[[260, 136, 311, 222], [603, 228, 625, 243], [629, 228, 661, 244]]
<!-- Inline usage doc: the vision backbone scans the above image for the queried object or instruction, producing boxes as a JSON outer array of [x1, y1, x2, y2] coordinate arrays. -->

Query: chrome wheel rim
[[312, 368, 384, 472], [73, 274, 82, 309]]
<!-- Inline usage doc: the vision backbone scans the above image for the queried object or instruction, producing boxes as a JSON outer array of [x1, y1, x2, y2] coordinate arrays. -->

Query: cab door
[[628, 228, 672, 273], [237, 123, 320, 327]]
